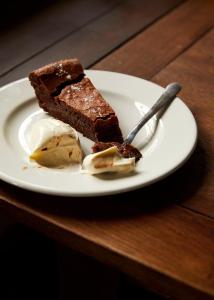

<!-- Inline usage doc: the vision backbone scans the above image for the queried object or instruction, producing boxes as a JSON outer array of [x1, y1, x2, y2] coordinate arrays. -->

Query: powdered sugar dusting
[[83, 94, 94, 102], [89, 106, 103, 116], [71, 85, 81, 91], [55, 62, 70, 78]]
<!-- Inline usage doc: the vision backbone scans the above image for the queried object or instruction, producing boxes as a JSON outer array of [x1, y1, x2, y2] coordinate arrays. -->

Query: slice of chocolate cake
[[29, 59, 123, 143]]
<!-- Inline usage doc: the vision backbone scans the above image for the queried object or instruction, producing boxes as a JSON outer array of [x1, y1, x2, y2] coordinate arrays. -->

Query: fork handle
[[124, 82, 182, 145]]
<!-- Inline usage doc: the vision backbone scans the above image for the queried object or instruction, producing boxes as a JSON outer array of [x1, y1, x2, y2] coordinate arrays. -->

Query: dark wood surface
[[0, 0, 119, 76], [0, 0, 183, 85], [0, 1, 214, 299]]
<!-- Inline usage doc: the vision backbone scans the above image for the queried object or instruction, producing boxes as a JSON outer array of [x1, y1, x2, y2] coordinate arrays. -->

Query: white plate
[[0, 71, 197, 197]]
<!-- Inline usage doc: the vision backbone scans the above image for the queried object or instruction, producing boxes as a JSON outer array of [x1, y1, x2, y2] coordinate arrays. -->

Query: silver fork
[[123, 82, 182, 145]]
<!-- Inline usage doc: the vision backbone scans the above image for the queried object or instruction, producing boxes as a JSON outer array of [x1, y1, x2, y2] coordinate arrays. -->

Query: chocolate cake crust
[[29, 58, 84, 95], [29, 59, 123, 143], [58, 78, 114, 121], [54, 77, 123, 142]]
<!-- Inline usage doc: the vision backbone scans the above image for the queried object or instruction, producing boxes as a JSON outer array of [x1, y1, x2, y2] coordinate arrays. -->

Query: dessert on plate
[[29, 59, 123, 143], [29, 58, 142, 173]]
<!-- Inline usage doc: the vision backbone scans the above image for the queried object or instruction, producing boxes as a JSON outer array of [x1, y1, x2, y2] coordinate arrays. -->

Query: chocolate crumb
[[92, 142, 142, 162]]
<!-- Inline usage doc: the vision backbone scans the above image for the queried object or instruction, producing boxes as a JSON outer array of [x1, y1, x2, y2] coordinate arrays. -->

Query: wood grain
[[0, 183, 213, 299], [0, 1, 214, 299], [93, 0, 214, 79], [152, 28, 214, 218], [0, 0, 183, 86], [93, 0, 214, 219], [0, 0, 119, 76]]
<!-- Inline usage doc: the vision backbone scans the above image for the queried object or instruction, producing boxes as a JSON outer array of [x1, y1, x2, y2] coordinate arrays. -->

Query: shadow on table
[[1, 0, 58, 31], [0, 223, 58, 300], [0, 141, 208, 221]]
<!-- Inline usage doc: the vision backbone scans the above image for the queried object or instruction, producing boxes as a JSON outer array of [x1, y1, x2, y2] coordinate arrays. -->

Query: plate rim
[[0, 71, 198, 197]]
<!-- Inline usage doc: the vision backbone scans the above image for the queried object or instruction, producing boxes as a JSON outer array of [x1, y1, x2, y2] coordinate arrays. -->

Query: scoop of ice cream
[[29, 118, 83, 167], [82, 146, 135, 174]]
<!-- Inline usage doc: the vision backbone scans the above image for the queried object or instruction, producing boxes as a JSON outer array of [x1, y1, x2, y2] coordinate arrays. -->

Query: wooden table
[[1, 1, 214, 299]]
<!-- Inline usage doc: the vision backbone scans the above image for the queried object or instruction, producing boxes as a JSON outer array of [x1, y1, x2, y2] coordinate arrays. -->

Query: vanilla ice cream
[[82, 146, 135, 174], [29, 118, 83, 167]]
